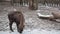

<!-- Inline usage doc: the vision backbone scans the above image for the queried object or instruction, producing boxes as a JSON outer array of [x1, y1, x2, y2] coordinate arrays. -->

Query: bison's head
[[17, 24, 25, 33]]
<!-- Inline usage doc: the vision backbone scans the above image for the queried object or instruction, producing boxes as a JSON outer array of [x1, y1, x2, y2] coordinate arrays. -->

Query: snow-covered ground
[[0, 29, 60, 34], [0, 2, 60, 34]]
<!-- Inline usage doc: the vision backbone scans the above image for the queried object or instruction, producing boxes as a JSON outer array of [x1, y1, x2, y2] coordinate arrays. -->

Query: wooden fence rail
[[38, 0, 60, 7], [0, 0, 60, 7]]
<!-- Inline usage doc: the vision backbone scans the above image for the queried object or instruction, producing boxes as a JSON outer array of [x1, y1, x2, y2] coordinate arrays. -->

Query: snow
[[0, 29, 60, 34]]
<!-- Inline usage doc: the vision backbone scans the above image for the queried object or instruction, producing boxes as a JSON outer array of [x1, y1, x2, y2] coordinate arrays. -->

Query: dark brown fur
[[8, 11, 25, 33]]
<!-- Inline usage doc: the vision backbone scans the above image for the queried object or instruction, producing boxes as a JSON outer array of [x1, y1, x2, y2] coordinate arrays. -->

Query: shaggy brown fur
[[8, 11, 25, 33], [52, 12, 60, 19], [49, 12, 60, 21]]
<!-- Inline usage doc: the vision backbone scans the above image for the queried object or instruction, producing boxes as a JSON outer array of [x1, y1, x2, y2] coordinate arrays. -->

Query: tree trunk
[[29, 0, 38, 10]]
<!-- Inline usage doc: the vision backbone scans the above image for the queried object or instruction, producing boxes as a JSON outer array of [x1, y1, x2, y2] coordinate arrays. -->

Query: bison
[[46, 11, 60, 22], [8, 11, 25, 33], [48, 12, 60, 21], [52, 12, 60, 19]]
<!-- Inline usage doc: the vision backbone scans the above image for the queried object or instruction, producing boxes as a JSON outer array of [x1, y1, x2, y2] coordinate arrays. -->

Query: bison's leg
[[9, 20, 14, 32], [16, 24, 20, 33]]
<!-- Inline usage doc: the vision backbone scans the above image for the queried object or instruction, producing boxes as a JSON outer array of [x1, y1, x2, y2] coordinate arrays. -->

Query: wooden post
[[29, 0, 38, 10], [11, 0, 13, 5], [20, 0, 23, 5]]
